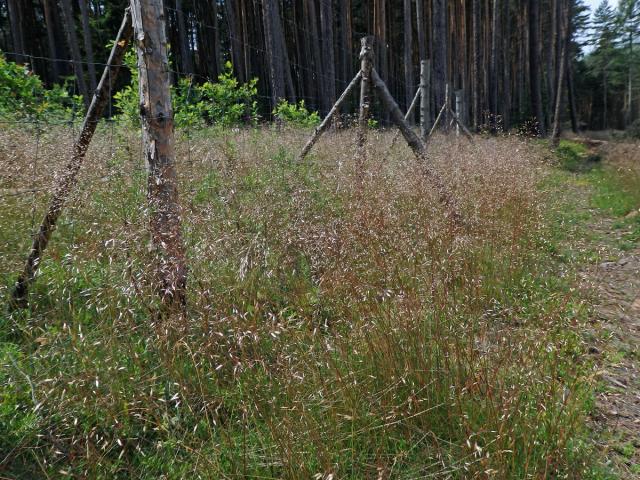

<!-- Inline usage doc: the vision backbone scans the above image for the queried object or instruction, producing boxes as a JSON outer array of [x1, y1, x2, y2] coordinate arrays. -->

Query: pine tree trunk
[[42, 0, 61, 82], [60, 0, 90, 108], [6, 0, 25, 63], [306, 0, 325, 113], [603, 69, 608, 130], [433, 0, 448, 117], [175, 0, 193, 74], [339, 0, 353, 88], [501, 0, 510, 130], [528, 0, 545, 135], [490, 0, 499, 125], [225, 0, 246, 82], [472, 0, 481, 129], [416, 0, 427, 61], [551, 3, 569, 146], [567, 61, 579, 133], [262, 0, 285, 106], [272, 0, 295, 102], [131, 0, 187, 309], [320, 0, 336, 110], [78, 0, 97, 92], [404, 0, 414, 113], [627, 32, 633, 126]]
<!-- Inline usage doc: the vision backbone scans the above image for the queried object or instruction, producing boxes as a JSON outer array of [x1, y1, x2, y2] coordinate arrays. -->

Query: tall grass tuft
[[1, 126, 596, 478]]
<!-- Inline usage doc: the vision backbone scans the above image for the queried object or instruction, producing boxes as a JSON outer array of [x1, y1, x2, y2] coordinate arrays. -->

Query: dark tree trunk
[[416, 0, 427, 62], [472, 0, 481, 128], [502, 0, 511, 130], [225, 0, 246, 82], [433, 0, 448, 119], [60, 0, 91, 108], [404, 0, 414, 112], [528, 0, 545, 135], [262, 0, 285, 106], [305, 0, 324, 112], [567, 62, 578, 133], [320, 0, 336, 111], [6, 0, 26, 63], [272, 0, 295, 102], [490, 0, 499, 122], [194, 0, 221, 80], [175, 0, 193, 74], [42, 0, 61, 82], [339, 0, 353, 90], [78, 0, 97, 92]]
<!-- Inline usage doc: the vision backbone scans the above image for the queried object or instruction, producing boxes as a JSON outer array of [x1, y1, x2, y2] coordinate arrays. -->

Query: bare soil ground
[[580, 142, 640, 478], [589, 230, 640, 478]]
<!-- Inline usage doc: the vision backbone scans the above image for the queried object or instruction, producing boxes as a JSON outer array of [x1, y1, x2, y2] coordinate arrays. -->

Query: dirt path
[[576, 144, 640, 478], [588, 238, 640, 478]]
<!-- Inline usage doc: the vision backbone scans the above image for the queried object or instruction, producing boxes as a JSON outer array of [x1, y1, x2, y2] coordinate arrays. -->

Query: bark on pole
[[420, 59, 430, 139], [12, 10, 134, 306], [356, 36, 374, 166], [371, 68, 461, 224], [297, 71, 362, 162], [390, 87, 421, 148], [131, 0, 187, 309]]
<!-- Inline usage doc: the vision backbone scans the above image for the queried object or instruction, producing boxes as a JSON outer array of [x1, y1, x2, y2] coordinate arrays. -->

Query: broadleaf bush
[[0, 51, 82, 122], [273, 99, 321, 127]]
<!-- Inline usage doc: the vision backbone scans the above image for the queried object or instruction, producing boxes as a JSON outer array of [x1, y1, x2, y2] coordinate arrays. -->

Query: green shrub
[[114, 53, 258, 128], [556, 140, 601, 172], [0, 51, 82, 121], [273, 99, 320, 127]]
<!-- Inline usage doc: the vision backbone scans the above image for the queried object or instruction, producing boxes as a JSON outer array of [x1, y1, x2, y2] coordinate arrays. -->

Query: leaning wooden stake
[[389, 87, 421, 149], [448, 107, 475, 143], [428, 98, 447, 140], [11, 10, 133, 306], [131, 0, 187, 308], [297, 71, 362, 162], [371, 68, 461, 223]]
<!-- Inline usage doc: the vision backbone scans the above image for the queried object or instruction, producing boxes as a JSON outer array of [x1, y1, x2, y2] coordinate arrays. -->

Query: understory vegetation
[[1, 125, 627, 479]]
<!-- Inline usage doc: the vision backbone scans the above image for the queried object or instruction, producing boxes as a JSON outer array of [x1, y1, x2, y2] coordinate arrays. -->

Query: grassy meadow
[[0, 126, 630, 478]]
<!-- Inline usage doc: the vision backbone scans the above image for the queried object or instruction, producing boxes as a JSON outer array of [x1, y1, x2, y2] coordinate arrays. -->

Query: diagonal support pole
[[11, 9, 134, 307], [389, 87, 421, 149], [447, 107, 475, 143], [297, 70, 362, 162]]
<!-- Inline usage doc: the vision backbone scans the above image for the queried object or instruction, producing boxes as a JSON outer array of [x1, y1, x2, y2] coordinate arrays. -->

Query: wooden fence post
[[356, 36, 374, 166], [131, 0, 187, 309], [456, 90, 463, 137], [420, 60, 431, 139], [11, 10, 133, 306]]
